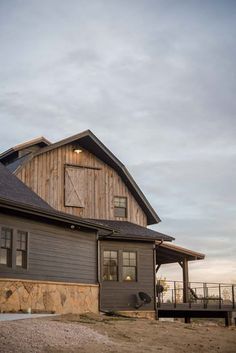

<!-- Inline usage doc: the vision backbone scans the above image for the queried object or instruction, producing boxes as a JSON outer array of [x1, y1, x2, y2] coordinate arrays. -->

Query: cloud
[[0, 0, 235, 282]]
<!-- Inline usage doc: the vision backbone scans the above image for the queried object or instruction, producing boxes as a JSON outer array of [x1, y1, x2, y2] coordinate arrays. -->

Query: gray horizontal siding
[[0, 213, 98, 284], [100, 240, 155, 311]]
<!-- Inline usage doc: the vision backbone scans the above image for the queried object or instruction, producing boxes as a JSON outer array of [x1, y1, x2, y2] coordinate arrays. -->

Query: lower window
[[0, 227, 12, 266], [103, 250, 118, 281], [122, 251, 137, 281], [16, 230, 28, 268]]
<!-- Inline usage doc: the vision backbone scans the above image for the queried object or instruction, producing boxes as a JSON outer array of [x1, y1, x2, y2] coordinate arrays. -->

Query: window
[[122, 251, 137, 281], [103, 250, 118, 281], [0, 227, 12, 266], [16, 230, 28, 268], [114, 197, 127, 218]]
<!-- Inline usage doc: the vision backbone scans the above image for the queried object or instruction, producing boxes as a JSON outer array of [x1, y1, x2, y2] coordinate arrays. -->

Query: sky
[[0, 0, 235, 283]]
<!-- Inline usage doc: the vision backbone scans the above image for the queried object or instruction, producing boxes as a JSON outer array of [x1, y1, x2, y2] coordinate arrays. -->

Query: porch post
[[182, 258, 189, 303]]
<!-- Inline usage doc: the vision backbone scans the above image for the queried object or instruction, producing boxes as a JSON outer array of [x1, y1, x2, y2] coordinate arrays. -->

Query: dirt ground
[[0, 313, 235, 353]]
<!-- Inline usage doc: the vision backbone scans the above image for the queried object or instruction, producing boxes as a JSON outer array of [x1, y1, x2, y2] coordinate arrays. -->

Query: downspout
[[97, 230, 115, 312], [97, 234, 101, 312], [155, 239, 163, 272], [155, 239, 164, 317], [153, 243, 158, 320]]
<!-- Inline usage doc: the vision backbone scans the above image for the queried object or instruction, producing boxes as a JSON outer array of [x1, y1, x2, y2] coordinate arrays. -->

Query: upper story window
[[103, 250, 118, 281], [0, 227, 12, 266], [114, 197, 127, 218], [16, 230, 28, 268], [122, 251, 137, 281]]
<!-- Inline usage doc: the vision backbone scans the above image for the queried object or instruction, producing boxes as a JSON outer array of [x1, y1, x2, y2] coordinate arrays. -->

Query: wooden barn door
[[64, 166, 85, 207]]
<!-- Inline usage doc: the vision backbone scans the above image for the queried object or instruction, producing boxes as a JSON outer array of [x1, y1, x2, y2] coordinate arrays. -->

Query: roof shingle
[[90, 219, 174, 241], [0, 162, 52, 211]]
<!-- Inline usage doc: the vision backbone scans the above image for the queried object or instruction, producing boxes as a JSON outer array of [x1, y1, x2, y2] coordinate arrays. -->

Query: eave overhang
[[0, 136, 51, 162], [0, 197, 114, 233], [155, 241, 205, 264]]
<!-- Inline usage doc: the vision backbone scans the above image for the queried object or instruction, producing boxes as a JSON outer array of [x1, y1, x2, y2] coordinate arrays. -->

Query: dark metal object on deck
[[135, 291, 152, 309]]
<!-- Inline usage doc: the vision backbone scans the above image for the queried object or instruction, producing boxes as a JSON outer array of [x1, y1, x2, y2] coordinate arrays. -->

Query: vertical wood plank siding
[[0, 214, 98, 284], [100, 240, 155, 311], [16, 146, 147, 226]]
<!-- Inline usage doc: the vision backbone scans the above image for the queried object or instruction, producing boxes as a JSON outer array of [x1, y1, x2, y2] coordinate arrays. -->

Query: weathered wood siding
[[16, 146, 147, 226], [100, 240, 155, 311], [0, 213, 97, 284]]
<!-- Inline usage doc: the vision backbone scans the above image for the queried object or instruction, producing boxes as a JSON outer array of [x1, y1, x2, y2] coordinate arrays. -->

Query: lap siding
[[100, 240, 155, 311], [0, 213, 98, 284]]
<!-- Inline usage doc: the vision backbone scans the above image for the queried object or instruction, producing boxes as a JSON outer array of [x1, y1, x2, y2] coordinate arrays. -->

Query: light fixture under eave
[[73, 147, 82, 154]]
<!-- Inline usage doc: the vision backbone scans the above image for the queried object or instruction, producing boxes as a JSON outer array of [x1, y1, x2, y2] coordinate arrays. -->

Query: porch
[[155, 242, 236, 325]]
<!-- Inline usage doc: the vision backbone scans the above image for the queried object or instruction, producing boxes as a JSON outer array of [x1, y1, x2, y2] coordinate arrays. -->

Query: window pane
[[5, 239, 11, 249], [123, 252, 136, 266], [114, 197, 127, 207], [103, 251, 110, 259], [103, 266, 109, 280], [0, 248, 7, 265], [103, 265, 117, 281], [16, 251, 23, 267], [130, 259, 136, 266], [21, 232, 27, 242], [114, 197, 121, 207], [17, 231, 27, 250], [123, 267, 136, 281], [1, 228, 12, 249], [123, 258, 130, 266], [6, 233, 11, 241], [114, 207, 126, 217], [104, 258, 117, 266], [110, 251, 117, 259], [21, 241, 27, 251], [130, 252, 136, 260], [119, 199, 126, 207]]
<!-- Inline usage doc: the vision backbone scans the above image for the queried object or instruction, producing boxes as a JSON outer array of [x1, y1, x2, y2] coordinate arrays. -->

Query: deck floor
[[158, 303, 235, 311]]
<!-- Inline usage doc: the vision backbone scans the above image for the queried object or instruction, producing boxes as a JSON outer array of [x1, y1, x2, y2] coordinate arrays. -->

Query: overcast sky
[[0, 0, 235, 283]]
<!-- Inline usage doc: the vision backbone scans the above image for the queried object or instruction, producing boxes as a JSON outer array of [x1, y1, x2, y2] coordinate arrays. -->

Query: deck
[[156, 280, 236, 326]]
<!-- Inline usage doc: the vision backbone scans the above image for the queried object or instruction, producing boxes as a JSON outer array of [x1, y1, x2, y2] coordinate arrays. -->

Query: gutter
[[0, 197, 114, 232], [98, 234, 173, 242]]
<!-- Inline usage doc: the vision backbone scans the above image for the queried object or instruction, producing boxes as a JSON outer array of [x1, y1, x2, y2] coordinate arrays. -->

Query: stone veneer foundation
[[0, 279, 99, 314]]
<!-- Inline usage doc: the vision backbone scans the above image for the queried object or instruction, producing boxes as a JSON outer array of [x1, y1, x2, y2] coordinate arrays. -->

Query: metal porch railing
[[156, 280, 236, 310]]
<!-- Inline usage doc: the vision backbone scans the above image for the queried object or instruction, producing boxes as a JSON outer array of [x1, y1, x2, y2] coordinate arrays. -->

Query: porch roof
[[156, 241, 205, 264]]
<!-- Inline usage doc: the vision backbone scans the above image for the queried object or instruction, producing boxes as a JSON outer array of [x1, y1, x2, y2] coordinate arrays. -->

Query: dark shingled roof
[[0, 162, 52, 211], [90, 219, 174, 241]]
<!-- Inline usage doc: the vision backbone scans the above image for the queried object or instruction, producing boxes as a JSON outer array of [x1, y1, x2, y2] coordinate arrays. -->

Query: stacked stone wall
[[0, 279, 99, 314]]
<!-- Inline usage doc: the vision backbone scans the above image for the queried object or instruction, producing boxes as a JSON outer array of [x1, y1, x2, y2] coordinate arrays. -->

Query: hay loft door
[[64, 165, 85, 207]]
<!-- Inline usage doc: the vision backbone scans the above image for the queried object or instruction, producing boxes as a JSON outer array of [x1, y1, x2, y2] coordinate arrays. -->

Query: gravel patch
[[0, 318, 112, 353], [0, 313, 57, 321]]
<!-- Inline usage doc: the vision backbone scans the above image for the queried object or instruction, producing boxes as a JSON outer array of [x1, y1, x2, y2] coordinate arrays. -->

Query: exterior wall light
[[73, 147, 82, 154]]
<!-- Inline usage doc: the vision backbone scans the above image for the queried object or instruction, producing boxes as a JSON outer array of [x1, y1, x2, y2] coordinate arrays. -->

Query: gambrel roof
[[0, 130, 161, 225]]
